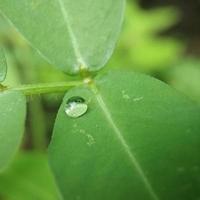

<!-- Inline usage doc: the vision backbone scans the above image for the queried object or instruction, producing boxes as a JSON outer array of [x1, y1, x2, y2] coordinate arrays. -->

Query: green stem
[[9, 81, 83, 96]]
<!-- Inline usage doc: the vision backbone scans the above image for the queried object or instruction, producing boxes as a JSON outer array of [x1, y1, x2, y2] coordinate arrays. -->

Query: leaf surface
[[0, 47, 7, 82], [0, 91, 26, 171], [49, 71, 200, 200], [0, 0, 125, 74]]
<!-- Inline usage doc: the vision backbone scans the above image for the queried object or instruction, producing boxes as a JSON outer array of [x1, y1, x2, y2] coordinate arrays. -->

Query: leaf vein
[[57, 0, 87, 70], [91, 84, 160, 200]]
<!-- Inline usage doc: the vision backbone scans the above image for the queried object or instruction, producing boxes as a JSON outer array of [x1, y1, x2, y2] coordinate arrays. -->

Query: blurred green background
[[0, 0, 200, 199]]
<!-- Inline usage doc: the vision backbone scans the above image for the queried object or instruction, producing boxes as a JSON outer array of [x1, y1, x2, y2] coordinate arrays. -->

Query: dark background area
[[139, 0, 200, 55]]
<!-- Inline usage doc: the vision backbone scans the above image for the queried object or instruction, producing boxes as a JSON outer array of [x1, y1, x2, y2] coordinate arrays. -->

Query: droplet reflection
[[65, 96, 88, 118]]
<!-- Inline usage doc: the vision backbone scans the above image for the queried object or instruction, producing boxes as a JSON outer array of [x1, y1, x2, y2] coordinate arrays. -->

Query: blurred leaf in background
[[107, 0, 184, 72], [164, 58, 200, 103], [0, 152, 60, 200]]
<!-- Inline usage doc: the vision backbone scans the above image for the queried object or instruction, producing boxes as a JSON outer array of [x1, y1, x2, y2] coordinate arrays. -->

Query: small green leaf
[[0, 47, 7, 82], [0, 0, 125, 74], [0, 152, 61, 200], [0, 91, 26, 171], [49, 71, 200, 200]]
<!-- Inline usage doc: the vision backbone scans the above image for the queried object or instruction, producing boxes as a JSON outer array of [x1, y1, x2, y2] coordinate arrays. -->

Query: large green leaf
[[49, 71, 200, 200], [0, 91, 26, 171], [0, 0, 125, 74], [0, 47, 7, 82], [0, 152, 61, 200]]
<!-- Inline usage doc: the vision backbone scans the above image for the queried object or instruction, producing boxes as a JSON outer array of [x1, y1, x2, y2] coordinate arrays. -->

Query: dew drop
[[65, 96, 88, 118]]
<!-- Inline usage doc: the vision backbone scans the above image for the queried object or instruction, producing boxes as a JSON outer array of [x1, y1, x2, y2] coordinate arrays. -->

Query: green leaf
[[0, 152, 61, 200], [49, 71, 200, 200], [0, 91, 26, 171], [166, 58, 200, 103], [0, 0, 125, 74], [0, 47, 7, 82]]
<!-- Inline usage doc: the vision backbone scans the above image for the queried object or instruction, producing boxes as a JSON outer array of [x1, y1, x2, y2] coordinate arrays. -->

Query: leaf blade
[[0, 47, 7, 82], [0, 91, 26, 171], [49, 71, 200, 200], [0, 0, 125, 74], [90, 84, 159, 200]]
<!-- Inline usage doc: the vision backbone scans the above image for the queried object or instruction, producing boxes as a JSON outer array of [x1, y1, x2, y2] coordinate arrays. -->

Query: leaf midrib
[[57, 0, 87, 70], [90, 83, 160, 200]]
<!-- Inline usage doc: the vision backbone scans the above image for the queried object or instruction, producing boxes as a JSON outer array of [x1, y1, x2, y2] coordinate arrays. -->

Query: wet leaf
[[49, 70, 200, 200]]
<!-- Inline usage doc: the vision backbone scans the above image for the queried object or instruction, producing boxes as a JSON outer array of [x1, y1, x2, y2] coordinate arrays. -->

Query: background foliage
[[0, 0, 200, 199]]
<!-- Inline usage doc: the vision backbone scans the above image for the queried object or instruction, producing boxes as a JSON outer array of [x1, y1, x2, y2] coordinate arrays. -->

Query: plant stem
[[9, 81, 83, 96]]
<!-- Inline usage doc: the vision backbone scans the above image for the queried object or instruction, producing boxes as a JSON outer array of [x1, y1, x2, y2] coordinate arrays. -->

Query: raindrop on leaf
[[65, 96, 88, 118]]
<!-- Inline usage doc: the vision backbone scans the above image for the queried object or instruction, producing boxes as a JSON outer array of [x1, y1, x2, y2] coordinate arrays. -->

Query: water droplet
[[86, 134, 95, 146], [122, 90, 130, 100], [133, 97, 144, 102], [65, 96, 88, 118]]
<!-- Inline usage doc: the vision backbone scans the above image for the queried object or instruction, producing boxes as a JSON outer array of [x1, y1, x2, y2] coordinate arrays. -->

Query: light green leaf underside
[[0, 91, 26, 171], [49, 71, 200, 200], [0, 47, 7, 82], [0, 152, 61, 200], [0, 0, 125, 74]]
